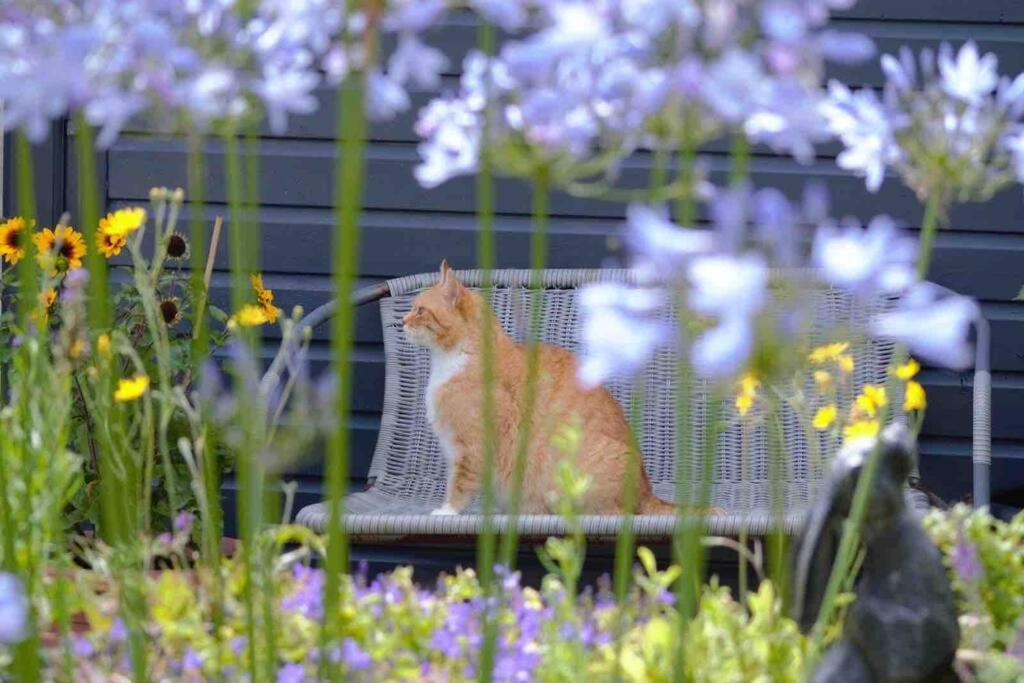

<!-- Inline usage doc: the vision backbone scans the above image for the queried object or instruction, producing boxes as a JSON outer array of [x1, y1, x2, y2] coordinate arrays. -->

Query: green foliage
[[924, 505, 1024, 681]]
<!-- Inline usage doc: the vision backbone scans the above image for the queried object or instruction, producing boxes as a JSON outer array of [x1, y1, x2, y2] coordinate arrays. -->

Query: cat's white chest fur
[[425, 348, 469, 426]]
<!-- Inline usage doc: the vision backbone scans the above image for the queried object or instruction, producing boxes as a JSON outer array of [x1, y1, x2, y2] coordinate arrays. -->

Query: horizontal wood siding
[[77, 5, 1024, 508]]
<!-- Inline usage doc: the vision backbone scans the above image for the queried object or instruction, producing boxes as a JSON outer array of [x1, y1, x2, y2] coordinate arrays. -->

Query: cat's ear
[[439, 260, 463, 307]]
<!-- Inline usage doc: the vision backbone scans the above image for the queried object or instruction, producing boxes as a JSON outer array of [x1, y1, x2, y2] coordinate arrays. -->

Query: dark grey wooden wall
[[6, 1, 1024, 513]]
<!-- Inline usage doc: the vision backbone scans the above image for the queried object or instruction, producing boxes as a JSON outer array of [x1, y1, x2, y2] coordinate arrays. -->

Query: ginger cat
[[402, 261, 678, 516]]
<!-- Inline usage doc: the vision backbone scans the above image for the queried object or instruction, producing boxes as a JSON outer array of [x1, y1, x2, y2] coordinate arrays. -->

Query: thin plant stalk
[[11, 132, 41, 682], [915, 194, 942, 279], [498, 165, 550, 570], [322, 5, 373, 675], [186, 138, 223, 563], [222, 126, 260, 680], [729, 133, 751, 187], [474, 21, 502, 683], [766, 404, 788, 594], [74, 112, 110, 329]]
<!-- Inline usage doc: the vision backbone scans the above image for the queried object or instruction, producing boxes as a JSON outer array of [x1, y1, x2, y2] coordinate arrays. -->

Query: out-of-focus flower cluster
[[823, 41, 1024, 201], [0, 0, 453, 145], [578, 184, 979, 388], [415, 0, 876, 188], [924, 505, 1024, 680], [41, 537, 807, 682]]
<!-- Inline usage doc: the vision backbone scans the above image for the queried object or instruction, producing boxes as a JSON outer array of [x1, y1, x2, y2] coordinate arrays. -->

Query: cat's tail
[[637, 491, 725, 516], [637, 491, 677, 515]]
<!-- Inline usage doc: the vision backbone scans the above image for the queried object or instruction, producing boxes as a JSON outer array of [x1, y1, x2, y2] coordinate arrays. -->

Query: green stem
[[74, 112, 110, 329], [474, 21, 501, 683], [916, 193, 943, 280], [675, 129, 698, 226], [223, 126, 260, 681], [322, 48, 369, 681], [729, 132, 750, 187], [498, 166, 550, 570]]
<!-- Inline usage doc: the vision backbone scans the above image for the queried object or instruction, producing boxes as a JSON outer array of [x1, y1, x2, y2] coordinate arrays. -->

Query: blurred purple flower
[[73, 635, 95, 658], [812, 215, 917, 295], [0, 572, 28, 644], [174, 511, 194, 533], [688, 253, 768, 318], [950, 536, 983, 583], [365, 70, 411, 121], [384, 0, 448, 33], [340, 638, 372, 671], [470, 0, 528, 32], [624, 204, 714, 281], [872, 283, 979, 370], [692, 314, 756, 378], [577, 282, 667, 387], [388, 34, 449, 90], [276, 663, 306, 683], [281, 564, 325, 620]]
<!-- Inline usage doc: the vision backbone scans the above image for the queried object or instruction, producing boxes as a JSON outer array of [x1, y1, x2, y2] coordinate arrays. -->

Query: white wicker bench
[[294, 269, 991, 540]]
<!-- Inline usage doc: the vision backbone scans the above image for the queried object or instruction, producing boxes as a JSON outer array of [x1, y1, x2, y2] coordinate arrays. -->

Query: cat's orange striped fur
[[402, 261, 679, 516]]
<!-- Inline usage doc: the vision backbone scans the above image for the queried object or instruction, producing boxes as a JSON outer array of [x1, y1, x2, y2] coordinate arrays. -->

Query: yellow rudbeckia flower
[[844, 420, 880, 441], [34, 225, 87, 275], [904, 380, 926, 412], [0, 217, 33, 265], [854, 385, 888, 418], [735, 373, 759, 417], [115, 375, 150, 402], [809, 342, 850, 364], [813, 370, 832, 393], [893, 358, 921, 381], [229, 304, 272, 329], [837, 354, 854, 375], [813, 405, 837, 430]]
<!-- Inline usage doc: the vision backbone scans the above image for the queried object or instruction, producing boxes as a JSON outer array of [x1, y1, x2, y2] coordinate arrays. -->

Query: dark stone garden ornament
[[791, 423, 960, 683]]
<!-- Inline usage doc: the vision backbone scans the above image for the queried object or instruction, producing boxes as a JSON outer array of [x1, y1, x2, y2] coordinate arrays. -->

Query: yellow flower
[[114, 375, 150, 402], [837, 354, 854, 375], [34, 225, 86, 275], [0, 217, 33, 265], [813, 405, 837, 430], [228, 304, 272, 329], [809, 342, 849, 364], [735, 373, 759, 417], [99, 208, 146, 237], [893, 358, 921, 381], [40, 288, 57, 310], [97, 230, 128, 258], [813, 370, 832, 393], [97, 333, 111, 357], [904, 380, 926, 412], [854, 384, 888, 418], [844, 420, 880, 441], [250, 273, 280, 323]]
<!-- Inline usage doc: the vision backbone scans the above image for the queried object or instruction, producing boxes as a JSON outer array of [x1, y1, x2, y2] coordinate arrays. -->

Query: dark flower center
[[166, 234, 188, 258], [160, 300, 180, 325]]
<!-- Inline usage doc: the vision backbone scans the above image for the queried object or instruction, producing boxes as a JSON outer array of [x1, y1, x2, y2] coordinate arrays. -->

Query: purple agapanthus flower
[[276, 663, 307, 683]]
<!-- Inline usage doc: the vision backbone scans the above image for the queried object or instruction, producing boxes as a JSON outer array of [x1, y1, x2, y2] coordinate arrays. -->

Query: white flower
[[691, 314, 755, 378], [687, 253, 769, 318], [872, 283, 979, 370], [812, 215, 917, 295], [577, 283, 667, 387], [939, 41, 999, 105], [821, 80, 901, 192]]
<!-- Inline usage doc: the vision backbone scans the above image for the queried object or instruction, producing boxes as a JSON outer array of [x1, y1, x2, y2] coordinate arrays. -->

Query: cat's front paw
[[430, 504, 458, 516]]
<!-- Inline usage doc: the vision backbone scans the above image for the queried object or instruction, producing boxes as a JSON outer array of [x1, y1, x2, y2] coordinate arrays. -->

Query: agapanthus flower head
[[827, 41, 1024, 201], [577, 282, 667, 388]]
